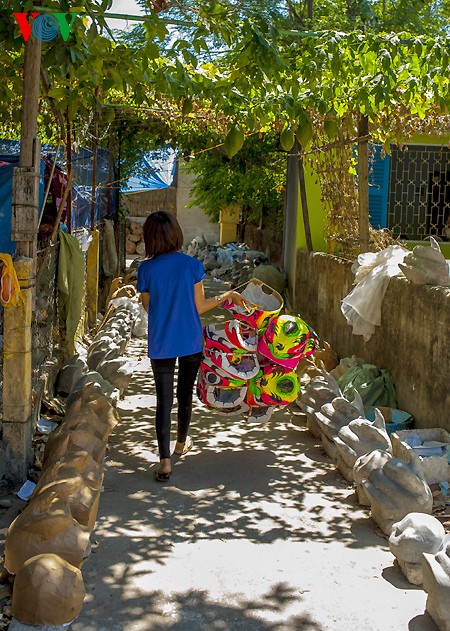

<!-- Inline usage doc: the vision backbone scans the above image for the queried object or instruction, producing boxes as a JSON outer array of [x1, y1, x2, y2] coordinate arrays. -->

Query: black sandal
[[154, 469, 171, 482]]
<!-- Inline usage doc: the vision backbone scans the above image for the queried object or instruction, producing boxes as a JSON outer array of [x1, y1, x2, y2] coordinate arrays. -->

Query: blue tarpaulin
[[122, 146, 177, 193], [0, 156, 45, 254], [0, 140, 118, 246]]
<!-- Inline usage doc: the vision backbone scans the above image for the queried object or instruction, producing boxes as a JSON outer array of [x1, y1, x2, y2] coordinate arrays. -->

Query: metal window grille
[[388, 144, 450, 241]]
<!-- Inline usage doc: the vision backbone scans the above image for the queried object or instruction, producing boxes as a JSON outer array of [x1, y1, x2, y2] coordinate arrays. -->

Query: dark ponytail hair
[[142, 211, 183, 258]]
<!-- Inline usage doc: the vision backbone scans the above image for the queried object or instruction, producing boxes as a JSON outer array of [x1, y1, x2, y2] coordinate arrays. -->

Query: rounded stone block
[[389, 513, 446, 585], [12, 553, 85, 627], [353, 450, 393, 506], [363, 452, 434, 536], [422, 539, 450, 631]]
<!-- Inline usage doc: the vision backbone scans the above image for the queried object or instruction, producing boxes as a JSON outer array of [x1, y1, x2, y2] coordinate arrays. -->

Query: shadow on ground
[[71, 280, 436, 631]]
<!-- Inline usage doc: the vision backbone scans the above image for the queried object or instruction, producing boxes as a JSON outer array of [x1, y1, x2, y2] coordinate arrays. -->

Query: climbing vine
[[1, 0, 450, 249]]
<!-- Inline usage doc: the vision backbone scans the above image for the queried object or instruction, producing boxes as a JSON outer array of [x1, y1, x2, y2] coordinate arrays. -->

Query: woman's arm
[[140, 291, 150, 313], [194, 281, 251, 315]]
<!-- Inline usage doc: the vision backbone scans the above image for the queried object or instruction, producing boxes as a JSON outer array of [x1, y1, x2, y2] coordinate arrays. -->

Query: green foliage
[[1, 0, 450, 206], [184, 132, 286, 230], [323, 110, 339, 140], [300, 0, 450, 34]]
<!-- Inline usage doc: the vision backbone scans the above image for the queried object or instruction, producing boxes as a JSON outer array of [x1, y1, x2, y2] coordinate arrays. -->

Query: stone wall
[[243, 224, 284, 268], [125, 218, 145, 257], [294, 249, 450, 431], [121, 187, 177, 216], [121, 188, 178, 257]]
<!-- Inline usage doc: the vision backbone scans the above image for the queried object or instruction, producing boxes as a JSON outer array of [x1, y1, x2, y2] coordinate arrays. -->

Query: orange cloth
[[0, 253, 21, 307]]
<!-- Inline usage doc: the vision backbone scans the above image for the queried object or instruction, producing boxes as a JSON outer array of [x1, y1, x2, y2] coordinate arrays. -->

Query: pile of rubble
[[185, 235, 286, 294]]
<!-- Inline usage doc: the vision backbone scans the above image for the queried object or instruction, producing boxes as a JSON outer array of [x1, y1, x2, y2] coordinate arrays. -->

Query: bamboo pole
[[297, 148, 313, 251], [65, 112, 73, 234], [50, 170, 74, 244], [91, 103, 99, 230]]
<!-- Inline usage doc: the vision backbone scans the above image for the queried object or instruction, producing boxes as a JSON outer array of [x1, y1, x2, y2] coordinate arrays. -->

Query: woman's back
[[137, 251, 205, 359]]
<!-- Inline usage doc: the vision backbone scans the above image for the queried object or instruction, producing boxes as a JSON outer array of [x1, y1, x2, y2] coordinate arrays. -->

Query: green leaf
[[182, 97, 193, 116], [47, 87, 68, 100], [68, 97, 78, 120], [87, 23, 97, 45], [280, 127, 295, 151], [296, 111, 313, 148], [324, 110, 339, 140], [102, 107, 115, 123], [224, 125, 245, 158]]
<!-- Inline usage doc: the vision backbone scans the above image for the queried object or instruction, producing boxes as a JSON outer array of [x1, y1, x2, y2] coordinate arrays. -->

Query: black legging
[[150, 351, 202, 459]]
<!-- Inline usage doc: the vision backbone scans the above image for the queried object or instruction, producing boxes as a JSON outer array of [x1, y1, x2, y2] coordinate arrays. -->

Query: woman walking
[[137, 211, 249, 482]]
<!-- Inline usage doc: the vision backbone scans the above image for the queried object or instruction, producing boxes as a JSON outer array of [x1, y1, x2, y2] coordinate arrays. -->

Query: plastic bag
[[76, 227, 93, 252], [341, 245, 409, 341], [0, 253, 22, 307], [132, 303, 148, 338], [337, 363, 398, 408], [398, 237, 450, 286]]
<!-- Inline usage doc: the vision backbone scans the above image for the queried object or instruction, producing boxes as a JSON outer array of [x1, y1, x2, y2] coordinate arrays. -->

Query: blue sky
[[108, 0, 143, 29]]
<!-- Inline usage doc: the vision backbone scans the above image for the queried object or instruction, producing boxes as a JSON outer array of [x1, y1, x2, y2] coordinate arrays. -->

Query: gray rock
[[96, 357, 134, 397], [298, 373, 342, 439], [250, 265, 286, 294], [243, 250, 268, 264], [315, 393, 365, 462], [9, 620, 67, 631], [67, 371, 118, 407], [334, 409, 392, 482], [87, 341, 122, 372]]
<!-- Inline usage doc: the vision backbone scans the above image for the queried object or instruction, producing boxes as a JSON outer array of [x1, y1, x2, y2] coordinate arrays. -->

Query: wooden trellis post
[[5, 36, 42, 481], [358, 114, 370, 253]]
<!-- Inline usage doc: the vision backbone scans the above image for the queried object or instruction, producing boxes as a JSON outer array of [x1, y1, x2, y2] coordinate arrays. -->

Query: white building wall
[[176, 160, 220, 246]]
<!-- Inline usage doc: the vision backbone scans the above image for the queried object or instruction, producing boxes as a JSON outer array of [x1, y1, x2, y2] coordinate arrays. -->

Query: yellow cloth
[[0, 253, 21, 307], [58, 231, 85, 341]]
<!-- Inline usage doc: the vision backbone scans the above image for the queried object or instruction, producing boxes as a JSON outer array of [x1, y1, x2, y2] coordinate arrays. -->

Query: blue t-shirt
[[137, 252, 206, 359]]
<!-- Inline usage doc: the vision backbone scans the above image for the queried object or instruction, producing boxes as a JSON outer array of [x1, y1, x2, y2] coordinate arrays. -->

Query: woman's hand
[[221, 290, 257, 311], [194, 281, 258, 315]]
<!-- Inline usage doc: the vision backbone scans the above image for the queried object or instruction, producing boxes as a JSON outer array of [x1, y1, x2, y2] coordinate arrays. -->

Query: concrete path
[[71, 283, 438, 631]]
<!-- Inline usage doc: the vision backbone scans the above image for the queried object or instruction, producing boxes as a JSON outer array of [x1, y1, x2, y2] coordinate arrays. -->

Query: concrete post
[[86, 230, 99, 330], [2, 258, 35, 482]]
